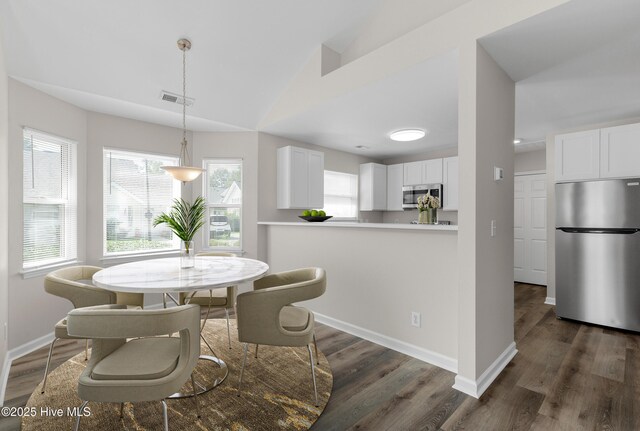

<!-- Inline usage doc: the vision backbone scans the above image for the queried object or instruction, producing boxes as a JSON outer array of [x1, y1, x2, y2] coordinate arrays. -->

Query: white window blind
[[23, 128, 77, 269], [324, 170, 358, 219], [204, 159, 242, 251], [103, 149, 180, 255]]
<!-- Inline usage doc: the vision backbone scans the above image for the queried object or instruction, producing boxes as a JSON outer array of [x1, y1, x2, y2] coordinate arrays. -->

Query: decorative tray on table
[[298, 216, 333, 222]]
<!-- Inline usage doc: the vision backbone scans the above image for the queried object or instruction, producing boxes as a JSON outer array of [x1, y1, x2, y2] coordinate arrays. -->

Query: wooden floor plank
[[2, 284, 640, 431]]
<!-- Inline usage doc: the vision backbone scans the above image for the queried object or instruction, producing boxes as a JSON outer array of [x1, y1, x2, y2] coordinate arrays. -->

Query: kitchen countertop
[[258, 221, 458, 231]]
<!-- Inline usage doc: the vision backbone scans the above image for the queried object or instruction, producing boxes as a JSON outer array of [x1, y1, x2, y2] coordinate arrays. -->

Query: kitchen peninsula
[[257, 221, 459, 371]]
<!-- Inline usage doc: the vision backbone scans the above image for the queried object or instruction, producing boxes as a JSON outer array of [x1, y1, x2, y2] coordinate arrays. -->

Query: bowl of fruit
[[299, 209, 332, 222]]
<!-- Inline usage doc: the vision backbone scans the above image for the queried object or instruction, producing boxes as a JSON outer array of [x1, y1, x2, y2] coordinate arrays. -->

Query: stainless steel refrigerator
[[556, 178, 640, 331]]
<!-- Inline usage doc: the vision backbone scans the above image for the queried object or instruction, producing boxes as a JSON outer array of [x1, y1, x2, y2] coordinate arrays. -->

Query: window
[[103, 149, 180, 255], [324, 170, 358, 220], [23, 129, 77, 269], [204, 159, 242, 250]]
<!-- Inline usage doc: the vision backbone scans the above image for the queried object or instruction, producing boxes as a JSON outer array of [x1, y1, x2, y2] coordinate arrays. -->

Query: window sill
[[201, 248, 245, 256], [21, 259, 83, 279], [101, 250, 180, 266]]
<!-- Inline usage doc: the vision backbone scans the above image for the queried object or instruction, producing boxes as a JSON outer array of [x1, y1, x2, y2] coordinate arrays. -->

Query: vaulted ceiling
[[2, 0, 640, 158]]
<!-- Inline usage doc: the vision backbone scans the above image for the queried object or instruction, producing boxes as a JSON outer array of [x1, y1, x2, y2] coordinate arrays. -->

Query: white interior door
[[514, 173, 547, 285]]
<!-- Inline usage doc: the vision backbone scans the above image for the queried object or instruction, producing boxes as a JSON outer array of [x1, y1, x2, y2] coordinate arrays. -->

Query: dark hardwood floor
[[2, 283, 639, 430]]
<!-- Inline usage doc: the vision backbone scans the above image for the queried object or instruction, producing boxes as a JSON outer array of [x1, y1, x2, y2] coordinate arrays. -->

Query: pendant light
[[161, 38, 204, 183]]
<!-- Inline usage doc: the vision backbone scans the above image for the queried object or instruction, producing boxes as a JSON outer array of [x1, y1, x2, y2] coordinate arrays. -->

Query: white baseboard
[[313, 312, 458, 373], [545, 297, 556, 305], [452, 341, 517, 399], [0, 331, 55, 406], [0, 351, 10, 407]]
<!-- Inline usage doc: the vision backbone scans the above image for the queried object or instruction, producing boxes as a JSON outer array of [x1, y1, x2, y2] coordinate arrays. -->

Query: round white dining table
[[92, 256, 269, 398], [92, 256, 269, 293]]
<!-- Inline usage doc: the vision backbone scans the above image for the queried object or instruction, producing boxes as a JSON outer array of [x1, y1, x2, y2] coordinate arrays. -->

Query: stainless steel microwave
[[402, 184, 443, 210]]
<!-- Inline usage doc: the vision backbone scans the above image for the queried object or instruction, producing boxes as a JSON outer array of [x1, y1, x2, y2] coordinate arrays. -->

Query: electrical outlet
[[411, 312, 421, 328]]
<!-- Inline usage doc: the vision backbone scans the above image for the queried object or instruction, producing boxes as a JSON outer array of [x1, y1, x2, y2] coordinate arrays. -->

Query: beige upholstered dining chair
[[66, 304, 201, 431], [236, 267, 326, 405], [41, 266, 144, 394], [179, 252, 237, 348]]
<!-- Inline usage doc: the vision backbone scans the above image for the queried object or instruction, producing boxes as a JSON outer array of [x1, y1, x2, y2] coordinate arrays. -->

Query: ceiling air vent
[[160, 90, 194, 107]]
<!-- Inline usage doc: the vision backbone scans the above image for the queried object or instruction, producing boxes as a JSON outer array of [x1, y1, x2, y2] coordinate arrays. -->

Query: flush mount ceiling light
[[161, 38, 204, 183], [389, 129, 426, 142], [513, 138, 522, 144]]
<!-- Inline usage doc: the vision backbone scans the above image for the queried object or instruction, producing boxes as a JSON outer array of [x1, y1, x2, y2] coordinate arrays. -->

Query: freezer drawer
[[556, 228, 640, 331]]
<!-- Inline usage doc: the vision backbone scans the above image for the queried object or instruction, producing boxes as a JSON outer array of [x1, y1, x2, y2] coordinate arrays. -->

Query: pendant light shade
[[162, 38, 204, 183]]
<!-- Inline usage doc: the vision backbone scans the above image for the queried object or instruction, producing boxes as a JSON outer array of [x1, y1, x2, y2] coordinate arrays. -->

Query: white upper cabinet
[[424, 159, 443, 184], [600, 123, 640, 179], [307, 150, 325, 208], [403, 159, 443, 185], [554, 130, 600, 182], [386, 164, 404, 211], [442, 156, 459, 211], [360, 163, 387, 211], [277, 146, 324, 209], [403, 161, 423, 186]]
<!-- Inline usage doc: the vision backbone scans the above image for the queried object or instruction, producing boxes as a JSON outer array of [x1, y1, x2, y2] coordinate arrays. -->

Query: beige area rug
[[22, 318, 333, 430]]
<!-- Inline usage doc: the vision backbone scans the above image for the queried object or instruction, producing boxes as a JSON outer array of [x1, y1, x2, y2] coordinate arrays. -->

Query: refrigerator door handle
[[557, 227, 640, 234]]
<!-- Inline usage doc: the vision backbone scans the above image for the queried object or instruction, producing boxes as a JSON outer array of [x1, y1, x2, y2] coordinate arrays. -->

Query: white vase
[[180, 240, 195, 268]]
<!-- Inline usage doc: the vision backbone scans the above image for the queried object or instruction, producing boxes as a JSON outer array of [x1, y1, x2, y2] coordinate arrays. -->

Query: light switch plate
[[494, 166, 504, 181], [491, 220, 497, 237]]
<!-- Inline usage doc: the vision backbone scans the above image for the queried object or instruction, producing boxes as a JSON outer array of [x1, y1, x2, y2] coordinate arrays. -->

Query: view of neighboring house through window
[[22, 129, 77, 269], [103, 149, 180, 255], [205, 159, 242, 250], [324, 170, 358, 220]]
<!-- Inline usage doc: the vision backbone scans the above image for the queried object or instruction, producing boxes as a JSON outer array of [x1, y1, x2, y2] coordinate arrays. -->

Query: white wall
[[0, 25, 9, 377], [514, 149, 545, 173], [7, 79, 87, 349], [456, 41, 515, 395], [264, 224, 459, 367], [339, 0, 473, 66]]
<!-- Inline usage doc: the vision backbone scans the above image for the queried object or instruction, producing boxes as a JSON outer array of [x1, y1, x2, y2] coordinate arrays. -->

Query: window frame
[[102, 147, 181, 258], [323, 170, 359, 221], [202, 158, 243, 252], [22, 128, 78, 272]]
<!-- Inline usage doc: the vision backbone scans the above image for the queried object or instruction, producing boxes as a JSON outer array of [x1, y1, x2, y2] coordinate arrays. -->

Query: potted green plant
[[417, 194, 440, 224], [153, 196, 206, 268]]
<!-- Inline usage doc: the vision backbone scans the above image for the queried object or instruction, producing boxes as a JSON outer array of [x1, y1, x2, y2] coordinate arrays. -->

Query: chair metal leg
[[307, 345, 319, 407], [84, 339, 89, 361], [162, 293, 167, 309], [237, 343, 249, 396], [254, 344, 259, 358], [191, 374, 201, 418], [73, 401, 89, 431], [225, 308, 231, 349], [313, 332, 319, 365], [119, 402, 124, 419], [161, 399, 169, 431], [41, 337, 59, 394]]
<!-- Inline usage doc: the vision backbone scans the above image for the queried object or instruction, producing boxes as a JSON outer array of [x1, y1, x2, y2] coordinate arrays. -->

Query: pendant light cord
[[180, 45, 190, 166]]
